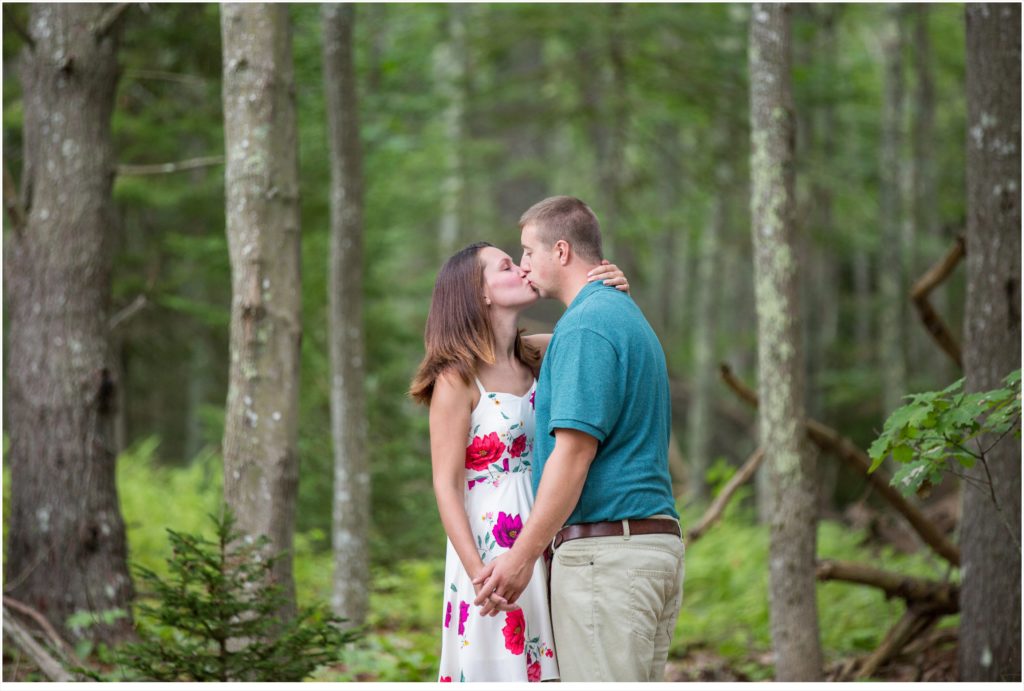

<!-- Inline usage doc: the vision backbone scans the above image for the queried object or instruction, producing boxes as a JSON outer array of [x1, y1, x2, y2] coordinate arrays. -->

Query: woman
[[409, 242, 629, 682]]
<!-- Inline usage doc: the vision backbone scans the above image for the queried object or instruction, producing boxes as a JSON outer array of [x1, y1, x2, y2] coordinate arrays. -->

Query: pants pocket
[[628, 568, 674, 642]]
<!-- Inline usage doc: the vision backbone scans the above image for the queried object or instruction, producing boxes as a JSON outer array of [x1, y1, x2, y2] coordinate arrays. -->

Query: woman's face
[[479, 246, 538, 310]]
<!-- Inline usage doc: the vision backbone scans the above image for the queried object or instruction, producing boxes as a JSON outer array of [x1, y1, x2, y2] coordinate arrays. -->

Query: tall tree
[[322, 2, 370, 627], [959, 3, 1021, 681], [748, 4, 823, 680], [435, 3, 467, 260], [879, 5, 908, 413], [220, 2, 302, 618], [3, 3, 134, 644]]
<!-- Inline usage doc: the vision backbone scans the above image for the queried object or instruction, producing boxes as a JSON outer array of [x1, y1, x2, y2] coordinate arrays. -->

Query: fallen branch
[[3, 596, 82, 667], [857, 607, 940, 679], [2, 607, 76, 682], [117, 155, 224, 177], [686, 448, 764, 544], [910, 236, 965, 369], [815, 560, 959, 612], [719, 363, 961, 567]]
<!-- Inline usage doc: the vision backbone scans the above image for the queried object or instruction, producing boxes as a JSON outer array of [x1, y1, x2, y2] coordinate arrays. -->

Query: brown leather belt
[[553, 518, 681, 549]]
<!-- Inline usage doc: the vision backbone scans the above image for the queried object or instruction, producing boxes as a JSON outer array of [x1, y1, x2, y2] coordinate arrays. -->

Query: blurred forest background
[[2, 2, 1020, 683]]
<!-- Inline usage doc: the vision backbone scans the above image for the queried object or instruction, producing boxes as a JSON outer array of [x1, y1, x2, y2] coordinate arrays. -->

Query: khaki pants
[[550, 528, 685, 682]]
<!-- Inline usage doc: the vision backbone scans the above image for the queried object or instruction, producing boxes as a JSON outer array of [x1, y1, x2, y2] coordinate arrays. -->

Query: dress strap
[[473, 376, 487, 396]]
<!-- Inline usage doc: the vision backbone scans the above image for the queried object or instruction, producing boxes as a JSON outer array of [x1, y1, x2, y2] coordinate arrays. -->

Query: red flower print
[[502, 609, 526, 655], [529, 391, 535, 409], [444, 601, 452, 628], [458, 600, 470, 636], [492, 511, 523, 548], [545, 648, 554, 658], [439, 676, 452, 682], [465, 432, 506, 471], [509, 433, 526, 459], [527, 660, 541, 682]]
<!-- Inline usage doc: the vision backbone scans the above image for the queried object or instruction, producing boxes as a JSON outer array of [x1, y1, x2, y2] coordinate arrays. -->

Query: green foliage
[[868, 370, 1021, 496], [109, 510, 359, 682], [672, 499, 957, 678]]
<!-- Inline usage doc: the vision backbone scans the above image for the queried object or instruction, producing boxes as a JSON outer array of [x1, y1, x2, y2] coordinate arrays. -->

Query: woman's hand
[[587, 259, 630, 294]]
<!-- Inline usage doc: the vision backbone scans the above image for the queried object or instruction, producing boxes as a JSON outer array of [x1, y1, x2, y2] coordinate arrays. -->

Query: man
[[473, 196, 684, 682]]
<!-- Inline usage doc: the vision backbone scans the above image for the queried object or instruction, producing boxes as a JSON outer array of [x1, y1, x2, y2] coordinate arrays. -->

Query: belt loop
[[622, 519, 631, 540]]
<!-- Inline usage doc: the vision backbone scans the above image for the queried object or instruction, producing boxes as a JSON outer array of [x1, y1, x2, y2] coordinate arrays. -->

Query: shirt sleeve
[[546, 326, 624, 443]]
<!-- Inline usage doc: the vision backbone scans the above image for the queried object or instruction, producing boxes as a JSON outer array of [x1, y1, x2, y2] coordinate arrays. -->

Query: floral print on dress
[[439, 378, 556, 682], [492, 512, 523, 548]]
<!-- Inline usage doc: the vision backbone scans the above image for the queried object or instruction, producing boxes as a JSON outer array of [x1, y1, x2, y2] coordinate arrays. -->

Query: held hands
[[586, 259, 630, 294], [471, 551, 536, 617]]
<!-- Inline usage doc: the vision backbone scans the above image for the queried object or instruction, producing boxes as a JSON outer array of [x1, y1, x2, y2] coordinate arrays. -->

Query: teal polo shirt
[[533, 281, 678, 525]]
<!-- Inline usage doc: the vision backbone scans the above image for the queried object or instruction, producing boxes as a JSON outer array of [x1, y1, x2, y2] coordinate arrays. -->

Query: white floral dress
[[437, 377, 558, 682]]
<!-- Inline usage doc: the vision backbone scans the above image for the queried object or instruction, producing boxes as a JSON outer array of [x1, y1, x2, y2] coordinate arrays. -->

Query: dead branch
[[91, 3, 130, 41], [3, 596, 82, 667], [686, 448, 764, 544], [2, 607, 76, 682], [857, 607, 940, 679], [109, 294, 148, 331], [117, 155, 224, 177], [815, 559, 959, 612], [3, 158, 27, 237], [720, 363, 961, 567], [910, 236, 965, 369]]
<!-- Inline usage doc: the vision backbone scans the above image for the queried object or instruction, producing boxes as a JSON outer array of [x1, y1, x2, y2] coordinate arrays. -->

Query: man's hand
[[472, 551, 536, 617]]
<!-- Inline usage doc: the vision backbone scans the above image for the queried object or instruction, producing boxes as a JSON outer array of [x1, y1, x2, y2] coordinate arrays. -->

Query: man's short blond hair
[[519, 196, 603, 263]]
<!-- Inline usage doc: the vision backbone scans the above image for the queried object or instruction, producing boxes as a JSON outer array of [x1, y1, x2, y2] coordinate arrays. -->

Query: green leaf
[[892, 445, 914, 463]]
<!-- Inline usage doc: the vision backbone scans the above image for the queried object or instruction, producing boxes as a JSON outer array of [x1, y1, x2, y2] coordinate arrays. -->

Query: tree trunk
[[435, 3, 468, 260], [911, 4, 947, 379], [959, 3, 1022, 681], [749, 4, 823, 680], [879, 5, 908, 414], [322, 2, 371, 628], [3, 3, 135, 645], [688, 121, 728, 501], [220, 2, 301, 619]]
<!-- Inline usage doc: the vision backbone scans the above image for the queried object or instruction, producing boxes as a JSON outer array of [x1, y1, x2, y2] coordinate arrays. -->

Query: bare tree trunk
[[3, 3, 135, 645], [322, 2, 371, 628], [879, 5, 908, 413], [220, 2, 301, 619], [911, 4, 948, 380], [959, 4, 1022, 681], [749, 4, 823, 680], [434, 3, 467, 260], [688, 121, 728, 500]]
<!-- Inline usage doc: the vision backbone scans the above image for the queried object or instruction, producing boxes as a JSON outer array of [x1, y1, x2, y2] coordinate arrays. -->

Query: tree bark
[[959, 3, 1022, 681], [879, 5, 908, 415], [220, 2, 301, 619], [4, 3, 134, 645], [749, 4, 823, 680], [322, 2, 371, 628], [435, 3, 467, 260]]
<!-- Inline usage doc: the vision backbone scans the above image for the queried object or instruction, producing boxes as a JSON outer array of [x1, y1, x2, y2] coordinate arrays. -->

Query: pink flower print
[[529, 391, 535, 409], [440, 676, 452, 682], [465, 432, 506, 471], [492, 511, 523, 548], [444, 601, 452, 628], [458, 600, 470, 636], [509, 434, 527, 459], [545, 648, 554, 658], [527, 656, 541, 682], [502, 609, 526, 655]]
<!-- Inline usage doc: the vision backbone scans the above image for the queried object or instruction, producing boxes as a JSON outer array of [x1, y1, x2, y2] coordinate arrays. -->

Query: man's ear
[[555, 240, 571, 266]]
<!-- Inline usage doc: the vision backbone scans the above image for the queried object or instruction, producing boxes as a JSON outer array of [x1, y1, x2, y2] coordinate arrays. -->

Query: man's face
[[520, 222, 557, 299]]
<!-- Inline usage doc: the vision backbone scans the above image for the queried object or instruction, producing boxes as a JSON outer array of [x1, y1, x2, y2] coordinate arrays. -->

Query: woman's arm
[[430, 372, 486, 580]]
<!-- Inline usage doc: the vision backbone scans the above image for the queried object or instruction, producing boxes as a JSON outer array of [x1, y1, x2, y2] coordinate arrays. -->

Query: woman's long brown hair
[[409, 242, 541, 405]]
